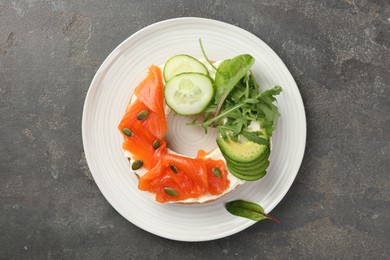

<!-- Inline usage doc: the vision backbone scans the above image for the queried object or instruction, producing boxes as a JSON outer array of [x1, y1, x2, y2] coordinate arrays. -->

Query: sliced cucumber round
[[164, 73, 214, 115], [163, 54, 209, 82]]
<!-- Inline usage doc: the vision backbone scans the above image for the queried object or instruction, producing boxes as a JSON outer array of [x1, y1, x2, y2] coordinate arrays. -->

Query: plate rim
[[82, 17, 307, 241]]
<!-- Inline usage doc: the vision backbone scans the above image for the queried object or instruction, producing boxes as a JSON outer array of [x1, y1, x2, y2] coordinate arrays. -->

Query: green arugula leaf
[[257, 118, 274, 137], [240, 130, 269, 145], [225, 200, 280, 223], [257, 85, 283, 99], [231, 116, 247, 136], [199, 39, 218, 71], [214, 54, 255, 107], [254, 85, 282, 136], [244, 98, 260, 104]]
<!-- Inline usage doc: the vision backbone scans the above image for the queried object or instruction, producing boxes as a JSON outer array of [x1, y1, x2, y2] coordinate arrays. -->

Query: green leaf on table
[[225, 200, 280, 223]]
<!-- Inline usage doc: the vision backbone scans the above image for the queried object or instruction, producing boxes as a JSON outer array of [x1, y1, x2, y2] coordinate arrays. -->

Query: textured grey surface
[[1, 0, 389, 259]]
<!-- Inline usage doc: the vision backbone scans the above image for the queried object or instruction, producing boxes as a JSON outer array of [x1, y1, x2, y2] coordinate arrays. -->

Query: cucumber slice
[[164, 73, 214, 115], [163, 54, 209, 81]]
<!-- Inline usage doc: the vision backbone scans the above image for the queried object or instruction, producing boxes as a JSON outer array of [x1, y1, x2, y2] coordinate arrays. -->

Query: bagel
[[119, 61, 246, 204]]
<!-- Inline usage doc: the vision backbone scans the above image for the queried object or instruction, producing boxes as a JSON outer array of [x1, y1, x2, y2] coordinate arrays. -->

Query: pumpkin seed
[[170, 164, 178, 174], [137, 110, 149, 120], [212, 167, 221, 178], [122, 127, 133, 136], [131, 160, 143, 170], [152, 139, 160, 149], [164, 187, 178, 196]]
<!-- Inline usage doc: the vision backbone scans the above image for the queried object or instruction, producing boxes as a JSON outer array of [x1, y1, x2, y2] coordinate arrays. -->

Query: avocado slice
[[227, 159, 270, 176], [227, 164, 267, 181], [224, 148, 270, 168], [217, 137, 268, 163]]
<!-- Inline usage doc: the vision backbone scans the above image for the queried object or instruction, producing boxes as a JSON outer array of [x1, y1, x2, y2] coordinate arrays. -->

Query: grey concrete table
[[1, 1, 389, 259]]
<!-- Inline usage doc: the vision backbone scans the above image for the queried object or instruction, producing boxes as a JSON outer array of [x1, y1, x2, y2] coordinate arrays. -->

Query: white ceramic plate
[[82, 17, 306, 241]]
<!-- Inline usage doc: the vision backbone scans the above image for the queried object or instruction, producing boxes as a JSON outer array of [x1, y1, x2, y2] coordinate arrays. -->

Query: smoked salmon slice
[[138, 152, 230, 203], [119, 65, 167, 140], [138, 154, 207, 203], [197, 150, 230, 195], [134, 65, 167, 137], [161, 154, 208, 189], [119, 99, 165, 143], [123, 137, 167, 170]]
